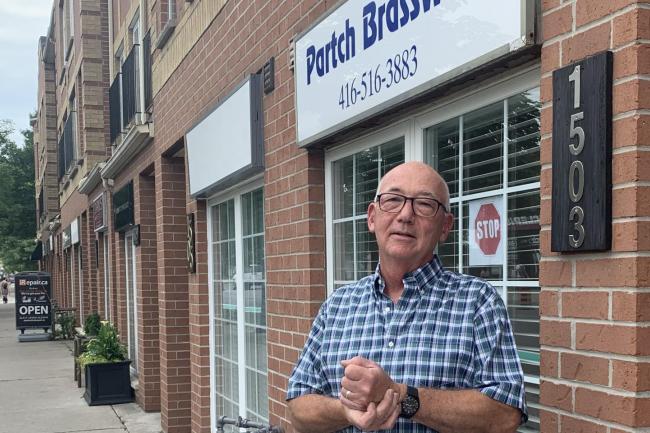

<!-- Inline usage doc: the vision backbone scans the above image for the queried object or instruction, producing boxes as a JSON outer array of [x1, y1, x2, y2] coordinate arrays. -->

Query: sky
[[0, 1, 52, 145]]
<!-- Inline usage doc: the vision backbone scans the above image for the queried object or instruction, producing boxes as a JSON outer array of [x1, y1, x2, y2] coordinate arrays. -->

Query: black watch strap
[[400, 385, 420, 418]]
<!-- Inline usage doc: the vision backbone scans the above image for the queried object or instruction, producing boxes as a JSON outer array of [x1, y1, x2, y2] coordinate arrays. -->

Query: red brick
[[541, 0, 560, 12], [613, 114, 650, 149], [576, 323, 650, 356], [560, 353, 609, 385], [540, 380, 573, 411], [560, 414, 607, 433], [613, 8, 650, 48], [542, 43, 560, 75], [613, 187, 650, 218], [539, 409, 559, 433], [575, 387, 650, 427], [562, 23, 611, 65], [614, 44, 650, 80], [612, 291, 650, 321], [540, 290, 560, 317], [612, 360, 650, 392], [540, 349, 559, 377], [576, 256, 650, 287], [543, 5, 573, 40], [576, 0, 637, 27], [613, 80, 650, 115], [540, 319, 572, 348], [612, 221, 650, 252], [539, 260, 572, 287], [562, 291, 609, 319]]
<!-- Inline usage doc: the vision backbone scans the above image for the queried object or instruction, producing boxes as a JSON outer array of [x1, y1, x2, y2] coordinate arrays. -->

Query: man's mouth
[[391, 231, 416, 239]]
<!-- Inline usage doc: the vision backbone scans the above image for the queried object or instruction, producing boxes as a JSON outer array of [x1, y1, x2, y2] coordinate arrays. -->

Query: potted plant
[[74, 312, 103, 387], [78, 322, 134, 405]]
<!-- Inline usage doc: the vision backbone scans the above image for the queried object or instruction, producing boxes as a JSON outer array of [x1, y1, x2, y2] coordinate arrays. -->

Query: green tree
[[0, 120, 37, 272]]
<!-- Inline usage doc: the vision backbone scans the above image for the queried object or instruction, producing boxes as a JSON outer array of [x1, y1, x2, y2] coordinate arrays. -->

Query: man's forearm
[[287, 394, 349, 433], [413, 388, 521, 433]]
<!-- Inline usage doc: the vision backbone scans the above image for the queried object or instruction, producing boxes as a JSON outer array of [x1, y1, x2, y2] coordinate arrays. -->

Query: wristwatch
[[400, 385, 420, 418]]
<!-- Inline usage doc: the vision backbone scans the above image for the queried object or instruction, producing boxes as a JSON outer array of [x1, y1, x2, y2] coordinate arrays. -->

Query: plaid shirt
[[287, 255, 527, 433]]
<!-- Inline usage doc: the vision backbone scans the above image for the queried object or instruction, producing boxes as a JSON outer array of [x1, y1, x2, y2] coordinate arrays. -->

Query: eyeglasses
[[375, 193, 447, 217]]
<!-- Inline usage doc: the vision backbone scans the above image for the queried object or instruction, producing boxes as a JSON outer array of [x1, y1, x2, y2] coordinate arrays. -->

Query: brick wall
[[539, 0, 650, 431], [155, 156, 191, 432], [135, 172, 162, 411]]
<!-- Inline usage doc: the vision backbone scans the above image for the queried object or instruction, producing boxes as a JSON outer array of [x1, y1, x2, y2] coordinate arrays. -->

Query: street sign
[[469, 197, 504, 266]]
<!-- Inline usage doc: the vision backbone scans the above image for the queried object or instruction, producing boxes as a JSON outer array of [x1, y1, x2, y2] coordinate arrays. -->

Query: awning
[[30, 241, 43, 261]]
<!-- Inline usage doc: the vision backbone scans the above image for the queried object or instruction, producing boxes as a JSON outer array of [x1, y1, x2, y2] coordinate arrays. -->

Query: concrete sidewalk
[[0, 293, 162, 433]]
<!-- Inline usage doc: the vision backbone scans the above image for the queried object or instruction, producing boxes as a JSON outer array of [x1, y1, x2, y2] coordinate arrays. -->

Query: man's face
[[367, 163, 453, 271]]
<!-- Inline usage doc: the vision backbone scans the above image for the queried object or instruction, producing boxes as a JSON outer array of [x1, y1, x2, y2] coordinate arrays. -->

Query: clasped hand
[[339, 356, 401, 431]]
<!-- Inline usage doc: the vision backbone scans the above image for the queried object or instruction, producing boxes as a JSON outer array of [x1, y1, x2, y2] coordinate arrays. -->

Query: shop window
[[210, 186, 267, 430], [425, 87, 541, 432], [330, 139, 405, 288]]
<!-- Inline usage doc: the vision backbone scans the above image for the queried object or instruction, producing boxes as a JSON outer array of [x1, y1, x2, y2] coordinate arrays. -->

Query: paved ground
[[0, 290, 162, 433]]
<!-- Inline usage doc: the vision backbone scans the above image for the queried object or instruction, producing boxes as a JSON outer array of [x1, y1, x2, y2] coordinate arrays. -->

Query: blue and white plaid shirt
[[287, 255, 527, 432]]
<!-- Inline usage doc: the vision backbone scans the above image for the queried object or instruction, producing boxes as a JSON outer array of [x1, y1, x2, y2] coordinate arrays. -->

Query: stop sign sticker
[[469, 198, 504, 266]]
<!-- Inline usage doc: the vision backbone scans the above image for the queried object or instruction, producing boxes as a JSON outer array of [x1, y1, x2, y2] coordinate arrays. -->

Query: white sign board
[[295, 0, 530, 146], [186, 76, 263, 197], [71, 218, 79, 245], [469, 197, 504, 266]]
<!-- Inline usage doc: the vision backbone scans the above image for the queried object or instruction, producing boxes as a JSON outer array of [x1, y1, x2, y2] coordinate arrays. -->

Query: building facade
[[34, 0, 650, 432]]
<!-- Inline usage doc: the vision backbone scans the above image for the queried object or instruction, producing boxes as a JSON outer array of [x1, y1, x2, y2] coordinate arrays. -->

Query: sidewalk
[[0, 292, 162, 433]]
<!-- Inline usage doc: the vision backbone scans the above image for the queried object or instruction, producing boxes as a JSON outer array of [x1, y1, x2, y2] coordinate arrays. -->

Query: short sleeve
[[473, 286, 528, 423], [286, 302, 330, 400]]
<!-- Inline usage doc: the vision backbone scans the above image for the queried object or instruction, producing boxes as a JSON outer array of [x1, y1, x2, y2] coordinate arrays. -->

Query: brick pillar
[[539, 1, 650, 431], [155, 156, 191, 433], [265, 145, 327, 431], [135, 173, 161, 411], [81, 211, 96, 320], [96, 232, 106, 320], [188, 199, 210, 433]]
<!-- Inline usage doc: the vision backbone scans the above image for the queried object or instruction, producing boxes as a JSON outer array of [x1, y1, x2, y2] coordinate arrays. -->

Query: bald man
[[287, 162, 527, 433]]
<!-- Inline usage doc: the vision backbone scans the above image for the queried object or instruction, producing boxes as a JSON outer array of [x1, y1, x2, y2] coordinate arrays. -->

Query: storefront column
[[155, 156, 191, 432], [265, 148, 327, 429], [539, 1, 650, 431], [135, 172, 161, 411], [187, 199, 210, 433]]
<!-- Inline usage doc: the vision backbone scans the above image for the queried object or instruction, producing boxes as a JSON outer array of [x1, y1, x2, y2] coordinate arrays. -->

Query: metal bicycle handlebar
[[216, 416, 284, 433]]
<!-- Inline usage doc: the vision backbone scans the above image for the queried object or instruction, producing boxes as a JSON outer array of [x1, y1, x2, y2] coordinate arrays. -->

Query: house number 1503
[[568, 65, 585, 248]]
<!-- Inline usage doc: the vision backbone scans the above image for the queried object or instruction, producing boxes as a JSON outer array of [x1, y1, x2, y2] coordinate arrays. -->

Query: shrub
[[57, 312, 76, 340], [83, 312, 101, 336], [77, 322, 128, 369]]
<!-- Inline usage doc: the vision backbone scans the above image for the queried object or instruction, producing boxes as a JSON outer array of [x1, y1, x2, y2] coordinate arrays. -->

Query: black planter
[[83, 360, 134, 406]]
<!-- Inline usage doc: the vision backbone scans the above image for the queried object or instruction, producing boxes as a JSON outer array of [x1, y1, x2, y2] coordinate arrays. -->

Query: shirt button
[[384, 307, 391, 313], [388, 341, 394, 348]]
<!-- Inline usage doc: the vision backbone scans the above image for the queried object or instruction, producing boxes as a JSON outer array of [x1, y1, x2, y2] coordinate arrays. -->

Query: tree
[[0, 120, 37, 272]]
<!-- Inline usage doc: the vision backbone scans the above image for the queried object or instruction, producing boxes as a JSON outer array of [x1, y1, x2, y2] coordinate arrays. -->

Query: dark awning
[[30, 241, 43, 261]]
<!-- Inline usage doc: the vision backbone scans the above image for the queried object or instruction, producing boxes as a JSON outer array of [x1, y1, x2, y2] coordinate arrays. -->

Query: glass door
[[124, 231, 138, 376]]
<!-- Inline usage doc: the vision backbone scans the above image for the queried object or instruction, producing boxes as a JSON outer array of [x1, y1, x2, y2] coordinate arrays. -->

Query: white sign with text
[[295, 0, 527, 145]]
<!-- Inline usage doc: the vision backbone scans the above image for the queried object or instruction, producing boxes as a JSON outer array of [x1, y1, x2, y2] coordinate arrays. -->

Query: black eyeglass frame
[[374, 192, 449, 217]]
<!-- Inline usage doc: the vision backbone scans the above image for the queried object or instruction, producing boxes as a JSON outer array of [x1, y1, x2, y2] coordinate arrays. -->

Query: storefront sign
[[71, 218, 79, 245], [62, 225, 72, 250], [552, 51, 612, 252], [469, 197, 503, 266], [15, 272, 52, 331], [92, 193, 107, 232], [295, 0, 534, 146], [113, 181, 134, 232], [187, 75, 264, 197]]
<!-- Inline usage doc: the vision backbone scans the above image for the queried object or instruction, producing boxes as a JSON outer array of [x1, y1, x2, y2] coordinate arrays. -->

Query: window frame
[[207, 176, 267, 431], [324, 66, 541, 429]]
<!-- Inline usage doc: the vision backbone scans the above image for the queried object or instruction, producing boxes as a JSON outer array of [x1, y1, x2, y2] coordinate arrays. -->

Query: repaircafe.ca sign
[[295, 0, 534, 146]]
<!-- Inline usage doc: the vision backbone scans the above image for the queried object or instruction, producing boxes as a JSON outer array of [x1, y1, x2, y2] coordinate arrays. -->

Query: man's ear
[[438, 211, 454, 243], [367, 202, 377, 234]]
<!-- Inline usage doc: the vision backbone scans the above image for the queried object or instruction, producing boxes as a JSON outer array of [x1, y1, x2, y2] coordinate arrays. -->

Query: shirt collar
[[373, 255, 445, 294]]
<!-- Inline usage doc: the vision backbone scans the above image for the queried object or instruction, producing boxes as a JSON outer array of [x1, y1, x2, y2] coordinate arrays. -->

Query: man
[[286, 162, 527, 433]]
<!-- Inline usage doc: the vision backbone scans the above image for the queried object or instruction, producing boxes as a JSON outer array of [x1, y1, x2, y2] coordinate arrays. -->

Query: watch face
[[401, 395, 420, 417]]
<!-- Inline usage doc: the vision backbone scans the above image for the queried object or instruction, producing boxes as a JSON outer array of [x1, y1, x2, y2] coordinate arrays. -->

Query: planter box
[[83, 360, 134, 406]]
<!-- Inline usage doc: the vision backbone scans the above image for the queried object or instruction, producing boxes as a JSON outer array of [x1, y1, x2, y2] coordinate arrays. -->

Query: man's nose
[[397, 198, 416, 221]]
